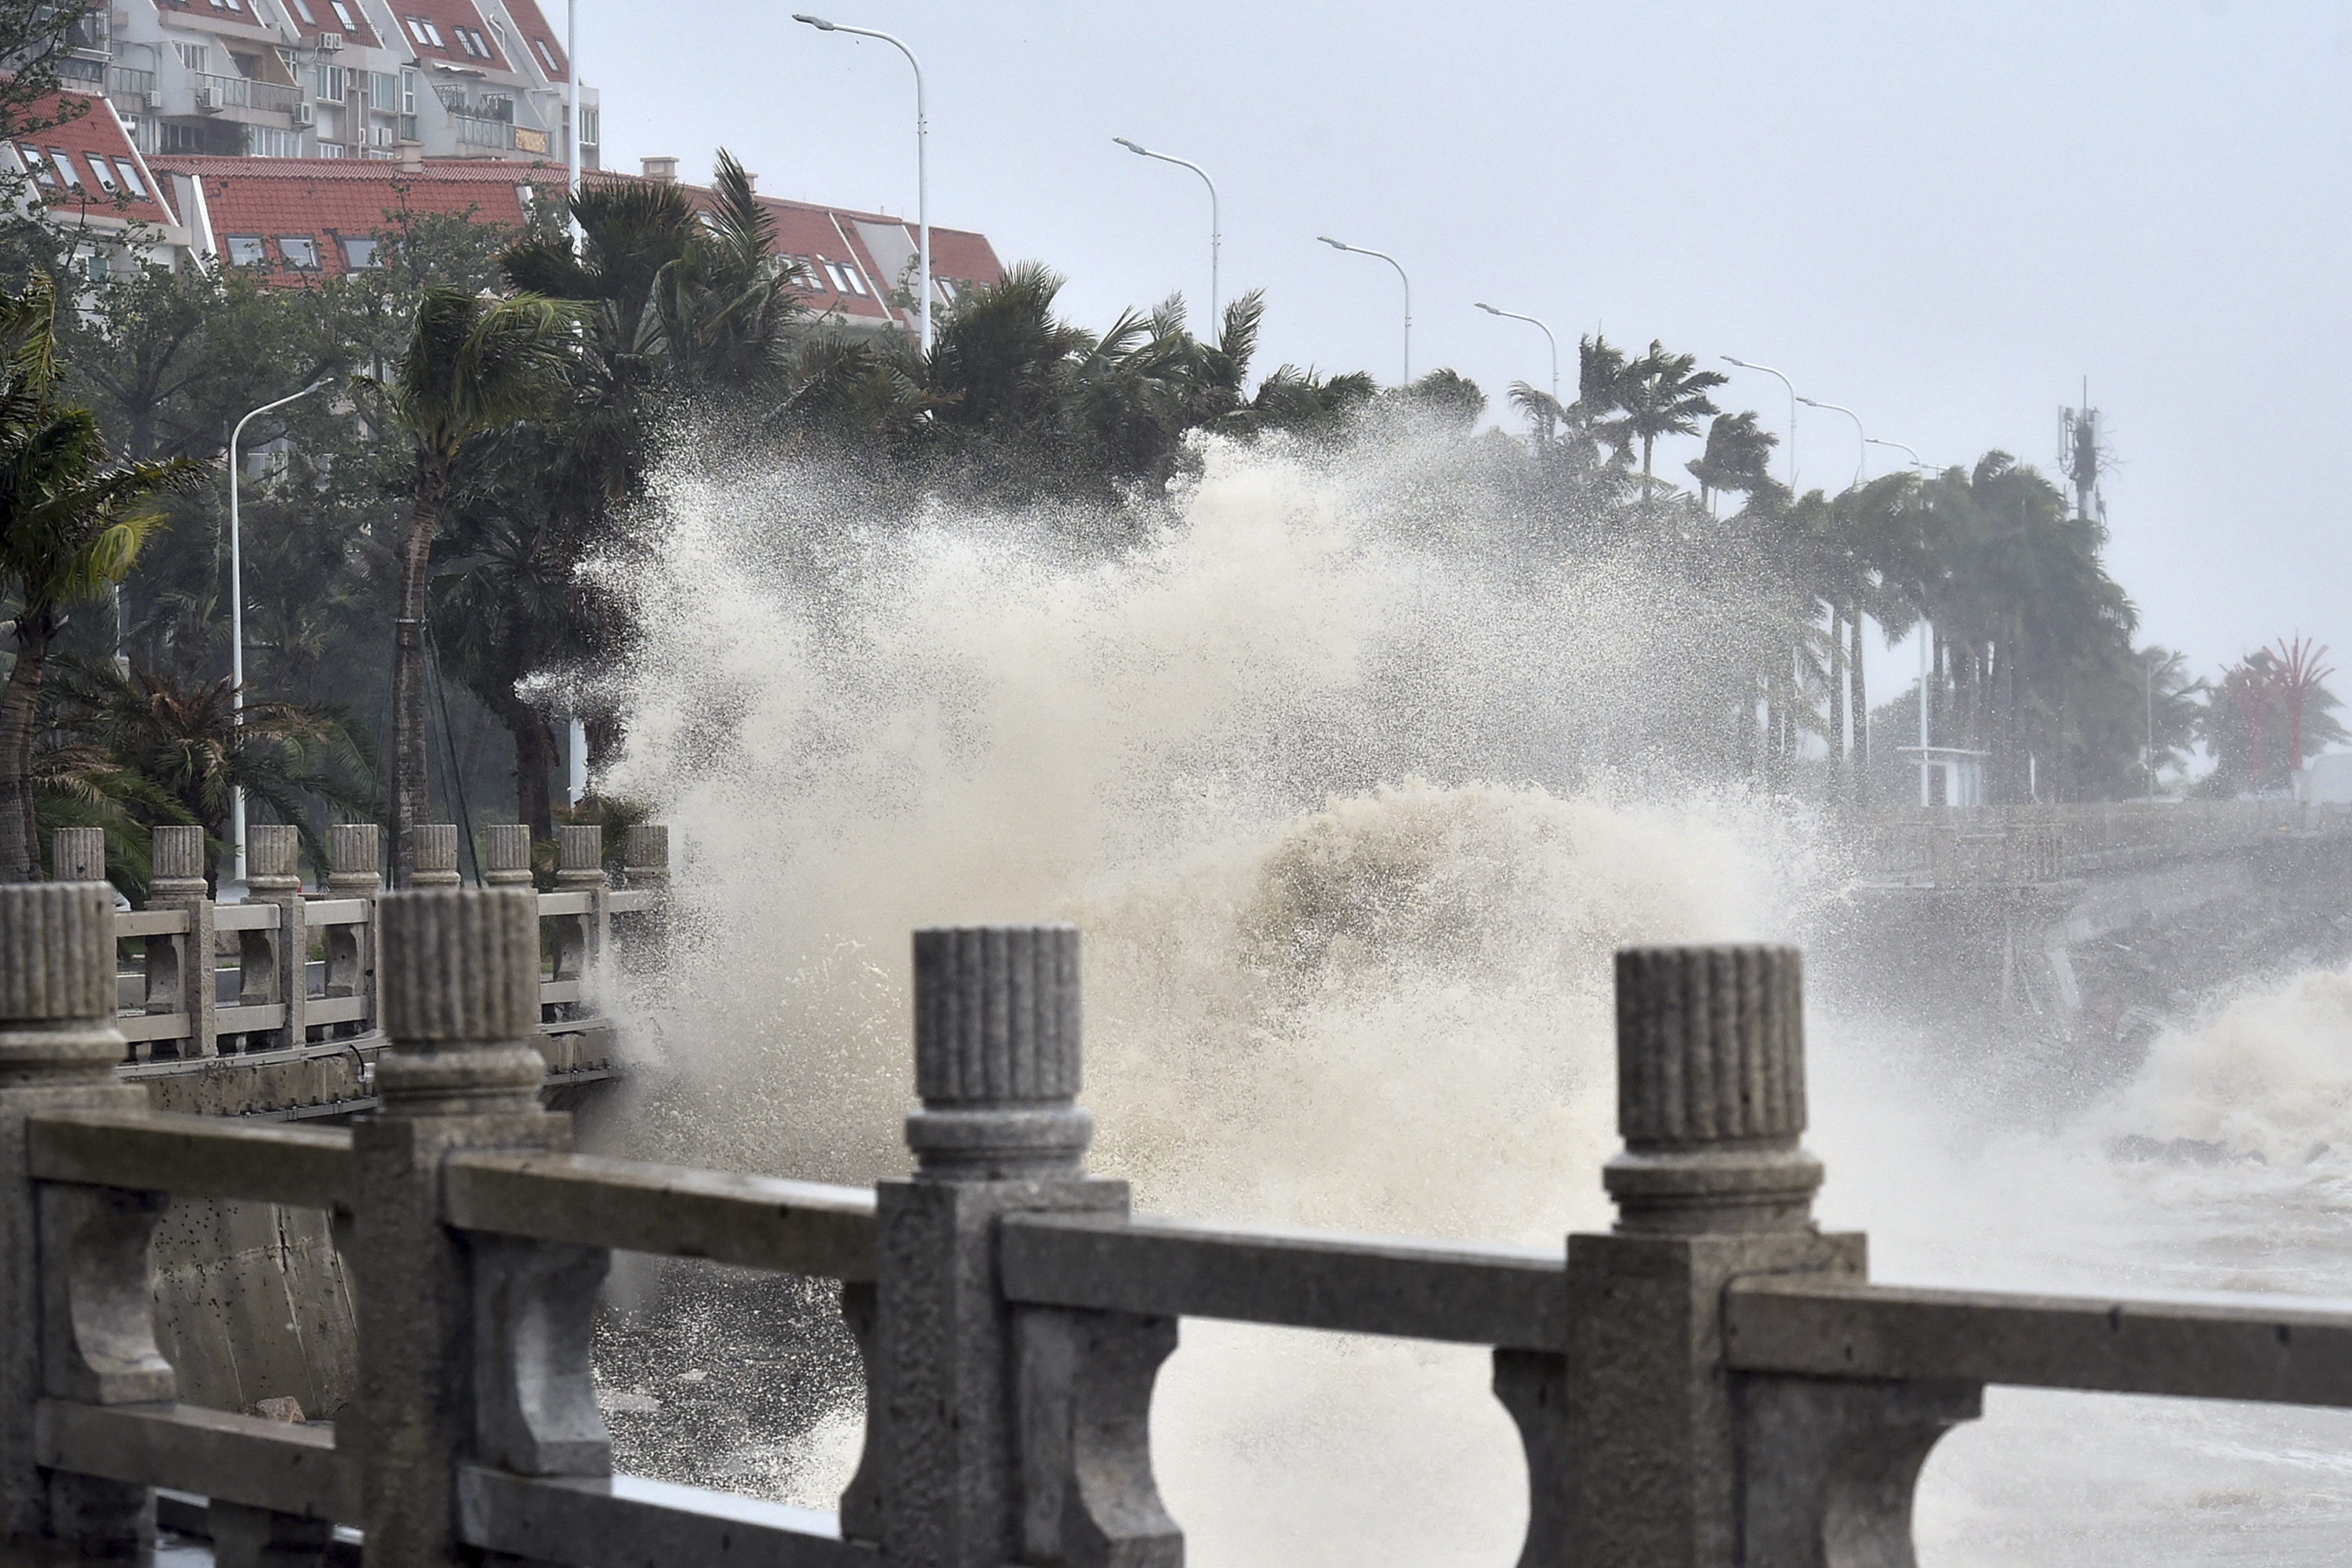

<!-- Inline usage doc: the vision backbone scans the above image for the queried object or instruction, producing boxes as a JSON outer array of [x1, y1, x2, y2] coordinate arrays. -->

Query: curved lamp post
[[794, 13, 931, 354], [1720, 355, 1798, 492], [1866, 437, 1926, 472], [1797, 394, 1866, 487], [228, 376, 332, 884], [1319, 236, 1410, 383], [1474, 302, 1558, 402], [1113, 137, 1219, 328]]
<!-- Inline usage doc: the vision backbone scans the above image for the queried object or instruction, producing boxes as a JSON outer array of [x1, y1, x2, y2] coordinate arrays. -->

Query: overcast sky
[[586, 0, 2350, 693]]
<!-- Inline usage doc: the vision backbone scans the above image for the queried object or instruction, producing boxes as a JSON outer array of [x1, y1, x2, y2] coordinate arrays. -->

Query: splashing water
[[589, 438, 2352, 1565]]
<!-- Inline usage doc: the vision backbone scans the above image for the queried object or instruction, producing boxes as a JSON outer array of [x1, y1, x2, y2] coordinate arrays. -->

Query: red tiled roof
[[387, 0, 512, 71], [270, 0, 383, 52], [495, 0, 568, 82], [580, 172, 1006, 328], [151, 155, 546, 283], [12, 93, 175, 227], [145, 0, 279, 43]]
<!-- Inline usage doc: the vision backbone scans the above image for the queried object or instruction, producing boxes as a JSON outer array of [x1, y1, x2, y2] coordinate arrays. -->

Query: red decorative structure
[[2271, 635, 2335, 782]]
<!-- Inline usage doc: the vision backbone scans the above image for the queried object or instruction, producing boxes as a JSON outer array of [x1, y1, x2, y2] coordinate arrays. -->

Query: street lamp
[[1319, 236, 1410, 383], [1720, 356, 1796, 491], [1113, 137, 1219, 328], [227, 376, 333, 884], [565, 0, 579, 240], [1866, 437, 1926, 470], [1474, 302, 1558, 402], [794, 14, 931, 354], [1797, 395, 1865, 487]]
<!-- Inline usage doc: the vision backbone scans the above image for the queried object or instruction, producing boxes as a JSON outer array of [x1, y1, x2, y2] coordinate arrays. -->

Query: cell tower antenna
[[2059, 378, 2106, 523]]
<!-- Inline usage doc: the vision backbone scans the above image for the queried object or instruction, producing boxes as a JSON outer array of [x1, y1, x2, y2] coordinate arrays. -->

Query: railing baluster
[[349, 886, 572, 1567], [324, 823, 381, 1040], [147, 826, 216, 1060], [245, 825, 306, 1052], [869, 924, 1180, 1568], [0, 881, 165, 1551]]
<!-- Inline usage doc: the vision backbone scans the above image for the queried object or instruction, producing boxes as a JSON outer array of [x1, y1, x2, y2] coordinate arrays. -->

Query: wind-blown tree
[[361, 286, 583, 884], [42, 658, 372, 888], [2200, 646, 2345, 797], [0, 276, 198, 880], [1686, 411, 1779, 511], [1604, 339, 1726, 501]]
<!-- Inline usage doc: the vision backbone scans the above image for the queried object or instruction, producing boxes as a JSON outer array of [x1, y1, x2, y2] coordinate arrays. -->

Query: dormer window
[[532, 37, 557, 71], [46, 151, 81, 192], [277, 234, 319, 270], [224, 235, 267, 267], [288, 0, 315, 20], [111, 158, 145, 198], [328, 0, 354, 26]]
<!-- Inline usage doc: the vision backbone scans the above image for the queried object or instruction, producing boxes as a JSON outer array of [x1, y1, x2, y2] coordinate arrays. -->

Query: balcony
[[109, 65, 157, 101], [192, 72, 302, 115], [55, 53, 105, 86], [451, 114, 514, 150]]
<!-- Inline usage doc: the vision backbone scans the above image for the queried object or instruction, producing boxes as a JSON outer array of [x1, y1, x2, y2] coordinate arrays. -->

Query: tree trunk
[[388, 463, 445, 887], [491, 689, 558, 842], [0, 619, 50, 880], [1849, 611, 1868, 808], [1827, 605, 1846, 804]]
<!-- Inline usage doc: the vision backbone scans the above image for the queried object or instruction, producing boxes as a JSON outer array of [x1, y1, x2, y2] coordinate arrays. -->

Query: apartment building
[[64, 0, 597, 165], [2, 90, 194, 278]]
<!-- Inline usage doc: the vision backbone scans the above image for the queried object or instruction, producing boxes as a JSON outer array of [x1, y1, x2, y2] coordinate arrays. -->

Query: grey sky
[[588, 0, 2349, 695]]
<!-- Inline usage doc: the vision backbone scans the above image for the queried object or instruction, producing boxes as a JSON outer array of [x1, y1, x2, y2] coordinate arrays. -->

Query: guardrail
[[191, 71, 303, 115], [1859, 797, 2349, 887], [4, 902, 2350, 1564], [49, 819, 663, 1087]]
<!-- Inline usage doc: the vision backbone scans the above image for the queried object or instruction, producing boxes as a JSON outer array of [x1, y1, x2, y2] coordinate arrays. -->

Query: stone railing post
[[616, 825, 669, 975], [325, 825, 382, 1039], [49, 828, 104, 884], [483, 825, 534, 889], [1564, 946, 1977, 1568], [547, 826, 604, 1019], [143, 825, 216, 1061], [412, 825, 462, 889], [347, 887, 572, 1568], [244, 825, 307, 1052], [0, 882, 172, 1552], [858, 926, 1179, 1568]]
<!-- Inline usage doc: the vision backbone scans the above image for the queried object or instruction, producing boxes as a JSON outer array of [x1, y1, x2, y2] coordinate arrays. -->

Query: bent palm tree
[[1606, 339, 1726, 501], [0, 275, 199, 880], [361, 286, 583, 884]]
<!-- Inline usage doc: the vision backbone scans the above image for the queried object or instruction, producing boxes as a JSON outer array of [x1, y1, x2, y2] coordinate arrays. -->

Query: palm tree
[[42, 658, 372, 891], [1686, 411, 1778, 510], [361, 286, 584, 884], [1605, 339, 1726, 501], [0, 275, 198, 880]]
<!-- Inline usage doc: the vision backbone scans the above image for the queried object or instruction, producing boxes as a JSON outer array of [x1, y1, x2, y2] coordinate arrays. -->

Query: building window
[[82, 154, 116, 193], [316, 64, 346, 100], [249, 125, 301, 156], [328, 0, 355, 26], [339, 234, 377, 268], [111, 158, 146, 198], [533, 38, 557, 72], [277, 234, 318, 268], [15, 146, 52, 189], [318, 141, 347, 157], [369, 71, 396, 111], [577, 103, 597, 146], [45, 151, 81, 192], [400, 68, 417, 114], [83, 251, 111, 285], [173, 42, 206, 71], [224, 235, 267, 267], [287, 0, 316, 21]]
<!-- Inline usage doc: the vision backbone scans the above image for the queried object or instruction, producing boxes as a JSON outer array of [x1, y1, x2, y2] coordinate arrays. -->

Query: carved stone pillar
[[244, 825, 307, 1052], [482, 826, 534, 889], [549, 826, 603, 1020], [0, 882, 165, 1549], [325, 825, 382, 1040], [411, 825, 462, 890], [49, 829, 104, 883], [1561, 946, 1974, 1568], [144, 825, 216, 1062], [864, 926, 1179, 1568], [346, 887, 569, 1568], [616, 825, 669, 977]]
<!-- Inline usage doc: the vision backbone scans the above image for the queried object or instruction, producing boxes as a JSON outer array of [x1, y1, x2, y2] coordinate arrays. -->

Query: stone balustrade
[[1859, 796, 2347, 888], [69, 823, 667, 1117], [3, 898, 2350, 1566]]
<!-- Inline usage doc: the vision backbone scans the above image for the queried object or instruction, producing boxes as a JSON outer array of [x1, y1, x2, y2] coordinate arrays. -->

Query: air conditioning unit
[[317, 31, 343, 50], [192, 85, 215, 110], [291, 101, 314, 125]]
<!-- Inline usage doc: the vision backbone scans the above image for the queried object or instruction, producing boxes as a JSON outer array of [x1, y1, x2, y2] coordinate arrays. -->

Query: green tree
[[361, 286, 583, 884], [1603, 339, 1725, 500], [0, 275, 197, 880]]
